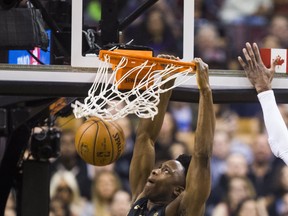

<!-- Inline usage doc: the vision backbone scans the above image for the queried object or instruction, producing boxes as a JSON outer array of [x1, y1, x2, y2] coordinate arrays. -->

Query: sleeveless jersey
[[127, 197, 166, 216]]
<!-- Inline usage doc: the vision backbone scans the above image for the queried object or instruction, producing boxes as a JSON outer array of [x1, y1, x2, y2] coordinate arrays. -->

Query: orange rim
[[99, 49, 196, 71]]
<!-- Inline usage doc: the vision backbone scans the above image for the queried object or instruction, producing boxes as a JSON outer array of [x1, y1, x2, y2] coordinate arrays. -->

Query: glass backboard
[[70, 0, 194, 68]]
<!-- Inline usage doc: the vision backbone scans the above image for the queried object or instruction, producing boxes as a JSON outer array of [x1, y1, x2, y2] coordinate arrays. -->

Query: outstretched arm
[[129, 56, 176, 202], [179, 58, 215, 215], [237, 42, 275, 93], [238, 42, 288, 165]]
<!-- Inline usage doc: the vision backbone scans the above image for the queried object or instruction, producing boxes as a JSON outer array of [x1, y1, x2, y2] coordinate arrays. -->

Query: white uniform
[[258, 90, 288, 165]]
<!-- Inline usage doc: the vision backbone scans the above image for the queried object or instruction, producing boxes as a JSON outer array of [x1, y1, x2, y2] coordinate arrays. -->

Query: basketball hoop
[[72, 49, 196, 121]]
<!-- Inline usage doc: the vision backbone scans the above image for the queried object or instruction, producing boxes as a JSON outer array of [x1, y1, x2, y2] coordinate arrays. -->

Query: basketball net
[[72, 50, 195, 121]]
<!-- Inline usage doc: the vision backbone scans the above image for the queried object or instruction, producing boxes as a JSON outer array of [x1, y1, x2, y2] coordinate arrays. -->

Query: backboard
[[71, 0, 194, 68]]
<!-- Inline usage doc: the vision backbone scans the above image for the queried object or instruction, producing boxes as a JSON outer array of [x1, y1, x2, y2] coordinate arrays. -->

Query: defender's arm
[[238, 42, 288, 164]]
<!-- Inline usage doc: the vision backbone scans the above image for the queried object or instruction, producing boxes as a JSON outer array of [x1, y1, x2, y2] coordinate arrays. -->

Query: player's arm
[[129, 57, 176, 202], [238, 42, 288, 165], [178, 58, 215, 215]]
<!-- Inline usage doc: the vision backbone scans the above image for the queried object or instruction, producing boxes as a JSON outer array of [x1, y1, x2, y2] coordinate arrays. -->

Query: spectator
[[210, 129, 232, 189], [110, 190, 131, 216], [269, 15, 288, 48], [50, 171, 86, 216], [216, 110, 254, 164], [219, 0, 272, 62], [260, 34, 282, 48], [248, 133, 277, 197], [233, 197, 269, 216], [82, 170, 122, 216], [212, 176, 256, 216], [125, 8, 180, 57], [225, 153, 249, 178], [50, 197, 68, 216], [218, 0, 273, 25], [208, 153, 249, 215], [194, 22, 227, 69], [88, 163, 115, 181], [270, 165, 288, 215]]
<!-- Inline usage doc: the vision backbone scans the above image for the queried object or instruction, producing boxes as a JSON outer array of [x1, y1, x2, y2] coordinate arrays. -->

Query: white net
[[72, 54, 194, 121]]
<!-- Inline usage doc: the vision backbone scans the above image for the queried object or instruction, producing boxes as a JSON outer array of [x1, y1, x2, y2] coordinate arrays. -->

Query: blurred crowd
[[4, 0, 288, 215], [6, 102, 288, 216]]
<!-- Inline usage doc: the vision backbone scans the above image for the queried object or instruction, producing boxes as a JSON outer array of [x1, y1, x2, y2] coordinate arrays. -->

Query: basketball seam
[[93, 122, 99, 165], [101, 121, 114, 164], [89, 119, 103, 165], [77, 121, 98, 164]]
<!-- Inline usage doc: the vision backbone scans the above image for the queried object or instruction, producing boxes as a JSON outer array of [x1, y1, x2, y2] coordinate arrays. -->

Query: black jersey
[[127, 197, 166, 216]]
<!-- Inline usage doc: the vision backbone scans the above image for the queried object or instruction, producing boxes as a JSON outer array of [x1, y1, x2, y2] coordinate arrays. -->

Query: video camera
[[30, 127, 61, 160]]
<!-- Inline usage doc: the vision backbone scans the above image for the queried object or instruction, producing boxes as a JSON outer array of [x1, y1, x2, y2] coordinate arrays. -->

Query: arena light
[[0, 0, 19, 9]]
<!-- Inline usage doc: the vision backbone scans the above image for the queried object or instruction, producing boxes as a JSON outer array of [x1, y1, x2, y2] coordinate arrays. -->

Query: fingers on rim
[[193, 58, 200, 66], [157, 54, 177, 59], [194, 58, 208, 69]]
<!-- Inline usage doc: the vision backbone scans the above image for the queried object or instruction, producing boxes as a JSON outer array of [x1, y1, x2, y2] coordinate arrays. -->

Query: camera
[[0, 0, 19, 10], [30, 127, 61, 160]]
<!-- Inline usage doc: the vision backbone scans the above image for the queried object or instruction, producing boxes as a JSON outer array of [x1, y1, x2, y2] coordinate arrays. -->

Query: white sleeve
[[258, 90, 288, 165]]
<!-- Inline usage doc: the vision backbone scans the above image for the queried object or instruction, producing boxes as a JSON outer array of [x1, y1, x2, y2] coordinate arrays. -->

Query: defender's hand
[[238, 42, 277, 93]]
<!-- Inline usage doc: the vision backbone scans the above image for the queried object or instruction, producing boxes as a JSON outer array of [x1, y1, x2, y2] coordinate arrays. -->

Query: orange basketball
[[75, 117, 125, 166]]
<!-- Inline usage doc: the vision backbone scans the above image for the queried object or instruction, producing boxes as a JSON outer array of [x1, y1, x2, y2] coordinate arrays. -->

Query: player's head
[[143, 154, 192, 203], [175, 154, 192, 178]]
